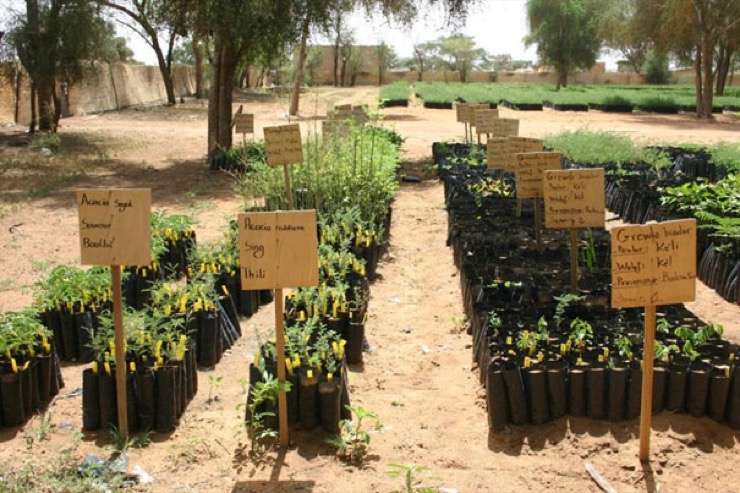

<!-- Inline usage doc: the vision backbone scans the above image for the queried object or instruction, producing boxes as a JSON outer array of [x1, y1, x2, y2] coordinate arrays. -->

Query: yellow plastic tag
[[104, 361, 112, 375], [524, 357, 531, 368], [506, 336, 512, 345], [92, 361, 98, 374], [307, 370, 313, 381], [129, 362, 136, 372], [327, 373, 334, 382]]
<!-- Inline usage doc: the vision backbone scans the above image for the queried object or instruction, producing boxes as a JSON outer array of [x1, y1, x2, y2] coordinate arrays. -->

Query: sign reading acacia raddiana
[[264, 124, 303, 167], [76, 189, 151, 266], [238, 210, 319, 290], [611, 219, 697, 308], [543, 168, 605, 229]]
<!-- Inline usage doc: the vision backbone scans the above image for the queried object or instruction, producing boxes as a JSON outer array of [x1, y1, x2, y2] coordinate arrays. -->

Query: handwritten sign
[[475, 109, 500, 134], [544, 169, 605, 229], [264, 124, 303, 167], [234, 113, 254, 134], [486, 137, 509, 170], [611, 219, 697, 308], [491, 118, 519, 138], [466, 104, 490, 125], [508, 137, 543, 171], [238, 210, 319, 290], [515, 152, 561, 199], [352, 106, 369, 125], [322, 119, 350, 137], [76, 189, 151, 266]]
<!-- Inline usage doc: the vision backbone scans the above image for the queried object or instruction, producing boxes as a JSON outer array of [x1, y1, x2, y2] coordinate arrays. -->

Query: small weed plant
[[327, 405, 381, 464]]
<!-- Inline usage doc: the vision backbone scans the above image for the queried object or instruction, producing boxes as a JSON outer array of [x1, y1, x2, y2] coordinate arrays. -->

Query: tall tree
[[99, 0, 191, 105], [524, 0, 603, 90], [10, 0, 110, 132], [375, 42, 396, 85], [436, 33, 485, 83], [655, 0, 740, 117], [601, 0, 653, 74], [412, 41, 437, 81]]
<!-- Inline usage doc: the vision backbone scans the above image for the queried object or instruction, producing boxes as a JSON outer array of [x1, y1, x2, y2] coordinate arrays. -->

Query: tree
[[601, 0, 653, 75], [99, 0, 192, 105], [436, 33, 486, 83], [412, 41, 437, 81], [654, 0, 740, 117], [10, 0, 111, 132], [524, 0, 603, 90], [375, 42, 396, 85]]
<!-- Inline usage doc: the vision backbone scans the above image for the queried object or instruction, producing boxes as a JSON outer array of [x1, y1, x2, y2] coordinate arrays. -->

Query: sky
[[122, 0, 544, 67]]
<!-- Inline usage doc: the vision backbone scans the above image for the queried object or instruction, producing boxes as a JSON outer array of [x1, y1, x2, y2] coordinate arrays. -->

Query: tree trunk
[[52, 82, 62, 130], [700, 40, 714, 118], [36, 78, 55, 132], [555, 69, 568, 91], [333, 42, 340, 87], [151, 36, 177, 105], [694, 45, 703, 117], [29, 81, 36, 134], [418, 59, 423, 82], [208, 33, 223, 159], [289, 14, 311, 116], [715, 41, 732, 96], [192, 33, 204, 99], [340, 59, 347, 87]]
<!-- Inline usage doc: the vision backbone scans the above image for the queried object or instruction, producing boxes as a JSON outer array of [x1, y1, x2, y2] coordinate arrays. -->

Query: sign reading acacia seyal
[[611, 219, 697, 308], [543, 169, 605, 229], [264, 123, 303, 167], [76, 189, 151, 266], [515, 152, 562, 198], [238, 210, 319, 290]]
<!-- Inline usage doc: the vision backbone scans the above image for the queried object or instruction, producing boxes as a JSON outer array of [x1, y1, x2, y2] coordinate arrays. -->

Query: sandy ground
[[0, 87, 739, 492]]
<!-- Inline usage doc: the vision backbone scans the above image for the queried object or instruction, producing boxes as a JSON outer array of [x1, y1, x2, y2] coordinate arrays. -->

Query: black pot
[[299, 370, 320, 431], [546, 359, 567, 419], [502, 361, 529, 425], [82, 368, 101, 430], [607, 362, 629, 421], [155, 365, 178, 433], [686, 360, 711, 418], [346, 322, 365, 365], [98, 371, 117, 431], [525, 366, 549, 425], [586, 364, 607, 420], [319, 379, 341, 433], [726, 365, 740, 428], [666, 360, 688, 413], [136, 369, 156, 431], [708, 365, 731, 423], [0, 373, 24, 427], [569, 365, 587, 417], [486, 360, 510, 431]]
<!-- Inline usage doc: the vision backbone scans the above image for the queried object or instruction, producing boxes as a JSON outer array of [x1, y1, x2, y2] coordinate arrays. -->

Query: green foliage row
[[410, 82, 740, 108], [379, 81, 411, 102]]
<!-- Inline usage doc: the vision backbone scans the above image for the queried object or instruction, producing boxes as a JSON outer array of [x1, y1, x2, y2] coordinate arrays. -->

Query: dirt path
[[0, 87, 739, 492]]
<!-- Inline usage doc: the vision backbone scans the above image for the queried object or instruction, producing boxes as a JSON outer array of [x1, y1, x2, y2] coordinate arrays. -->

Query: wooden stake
[[570, 227, 579, 294], [111, 266, 128, 439], [274, 287, 289, 446], [534, 198, 543, 253], [639, 304, 657, 461], [283, 165, 294, 210]]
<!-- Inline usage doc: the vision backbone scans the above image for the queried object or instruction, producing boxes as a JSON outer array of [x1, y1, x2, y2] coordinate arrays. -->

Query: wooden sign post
[[238, 211, 319, 446], [76, 189, 151, 439], [465, 104, 490, 144], [234, 113, 255, 145], [610, 219, 697, 461], [455, 103, 470, 143], [486, 137, 509, 171], [264, 124, 304, 209], [509, 137, 543, 217], [475, 109, 499, 143], [515, 152, 562, 252], [544, 169, 605, 293]]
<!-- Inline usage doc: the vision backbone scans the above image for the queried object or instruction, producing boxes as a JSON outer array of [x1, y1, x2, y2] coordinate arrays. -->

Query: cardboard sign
[[466, 104, 490, 125], [322, 119, 350, 137], [508, 137, 543, 170], [264, 124, 303, 167], [238, 210, 319, 290], [455, 103, 467, 123], [515, 152, 561, 198], [234, 113, 254, 134], [352, 105, 369, 125], [475, 109, 500, 134], [77, 189, 151, 266], [544, 169, 605, 229], [486, 137, 509, 170], [611, 219, 697, 308], [491, 118, 519, 138]]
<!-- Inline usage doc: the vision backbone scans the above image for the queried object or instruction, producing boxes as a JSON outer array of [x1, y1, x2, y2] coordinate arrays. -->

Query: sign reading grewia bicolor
[[611, 219, 697, 308], [544, 169, 605, 229]]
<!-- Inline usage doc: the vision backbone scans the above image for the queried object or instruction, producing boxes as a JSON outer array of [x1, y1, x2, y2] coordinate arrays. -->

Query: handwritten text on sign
[[491, 118, 519, 138], [486, 137, 509, 170], [543, 169, 605, 229], [507, 137, 543, 171], [76, 189, 151, 266], [475, 109, 500, 134], [238, 210, 319, 290], [234, 113, 254, 134], [515, 152, 561, 198], [611, 219, 697, 308], [264, 124, 303, 167]]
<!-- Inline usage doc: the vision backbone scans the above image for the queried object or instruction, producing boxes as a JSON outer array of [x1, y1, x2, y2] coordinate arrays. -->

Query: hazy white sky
[[124, 1, 542, 66]]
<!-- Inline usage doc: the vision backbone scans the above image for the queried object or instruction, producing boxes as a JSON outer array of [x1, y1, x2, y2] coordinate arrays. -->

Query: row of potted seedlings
[[435, 142, 740, 430]]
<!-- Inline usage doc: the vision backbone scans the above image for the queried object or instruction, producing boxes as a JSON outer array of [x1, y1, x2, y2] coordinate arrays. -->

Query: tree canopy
[[524, 0, 603, 89]]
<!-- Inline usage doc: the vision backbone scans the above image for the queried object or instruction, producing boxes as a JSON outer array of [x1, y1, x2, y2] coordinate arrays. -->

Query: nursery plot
[[0, 86, 739, 493]]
